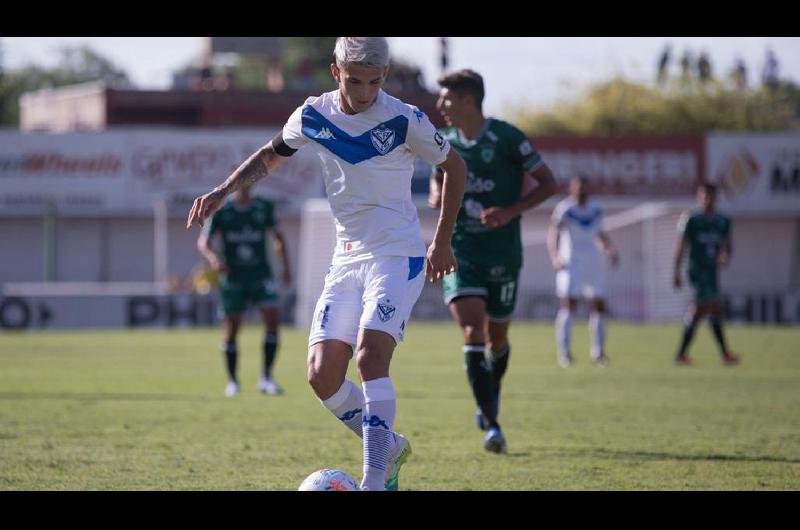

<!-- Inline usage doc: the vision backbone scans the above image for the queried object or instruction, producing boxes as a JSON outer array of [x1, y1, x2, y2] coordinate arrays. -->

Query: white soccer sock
[[556, 309, 572, 358], [361, 377, 396, 491], [589, 312, 606, 359], [321, 379, 364, 438]]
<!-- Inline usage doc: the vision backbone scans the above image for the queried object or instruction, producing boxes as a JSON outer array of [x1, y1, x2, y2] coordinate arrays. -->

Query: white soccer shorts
[[308, 256, 426, 349], [556, 261, 607, 300]]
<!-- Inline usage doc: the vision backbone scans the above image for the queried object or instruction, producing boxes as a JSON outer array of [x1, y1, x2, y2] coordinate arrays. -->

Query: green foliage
[[512, 77, 800, 136], [0, 44, 130, 126], [1, 323, 798, 490]]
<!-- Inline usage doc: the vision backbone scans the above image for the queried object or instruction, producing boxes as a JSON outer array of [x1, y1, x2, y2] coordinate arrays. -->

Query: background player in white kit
[[186, 37, 467, 491], [547, 176, 618, 367]]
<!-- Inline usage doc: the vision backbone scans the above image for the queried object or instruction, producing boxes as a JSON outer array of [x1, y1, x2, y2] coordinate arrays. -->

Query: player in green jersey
[[673, 182, 740, 366], [429, 69, 557, 453], [197, 184, 292, 396]]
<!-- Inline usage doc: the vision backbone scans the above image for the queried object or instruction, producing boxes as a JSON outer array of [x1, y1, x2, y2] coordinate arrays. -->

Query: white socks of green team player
[[361, 377, 396, 491], [589, 312, 606, 359], [321, 379, 364, 438], [556, 308, 572, 360]]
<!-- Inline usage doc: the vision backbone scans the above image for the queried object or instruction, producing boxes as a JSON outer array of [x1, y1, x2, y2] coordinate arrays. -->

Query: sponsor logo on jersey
[[371, 125, 396, 155], [463, 198, 484, 219], [465, 173, 496, 193], [434, 131, 446, 150]]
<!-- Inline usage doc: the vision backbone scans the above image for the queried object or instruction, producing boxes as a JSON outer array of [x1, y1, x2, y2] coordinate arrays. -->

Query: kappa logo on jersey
[[519, 140, 534, 156], [371, 125, 396, 155], [377, 299, 396, 322], [315, 127, 335, 140], [413, 109, 425, 123]]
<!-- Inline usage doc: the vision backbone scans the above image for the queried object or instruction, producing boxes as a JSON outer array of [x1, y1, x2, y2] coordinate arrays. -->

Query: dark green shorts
[[689, 267, 719, 304], [442, 259, 520, 321], [218, 275, 278, 317]]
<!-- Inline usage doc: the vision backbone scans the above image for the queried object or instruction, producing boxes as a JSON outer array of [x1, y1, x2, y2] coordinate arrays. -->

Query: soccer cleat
[[674, 355, 693, 366], [384, 433, 412, 491], [224, 381, 241, 397], [258, 377, 283, 395], [557, 354, 573, 368], [592, 354, 610, 367], [722, 352, 741, 366], [483, 427, 507, 454]]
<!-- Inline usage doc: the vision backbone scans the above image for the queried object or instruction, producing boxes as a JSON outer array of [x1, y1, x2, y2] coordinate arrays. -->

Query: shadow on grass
[[554, 447, 800, 465]]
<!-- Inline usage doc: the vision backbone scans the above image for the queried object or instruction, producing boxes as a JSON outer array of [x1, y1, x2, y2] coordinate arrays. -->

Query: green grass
[[1, 322, 798, 490]]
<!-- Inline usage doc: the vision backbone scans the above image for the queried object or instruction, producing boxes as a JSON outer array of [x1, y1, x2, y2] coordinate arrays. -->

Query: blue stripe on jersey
[[565, 208, 602, 228], [301, 105, 409, 164], [408, 256, 424, 280]]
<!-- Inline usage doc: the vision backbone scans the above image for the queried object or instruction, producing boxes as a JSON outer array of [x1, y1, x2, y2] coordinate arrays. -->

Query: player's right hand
[[673, 273, 682, 290], [551, 257, 564, 270], [187, 189, 225, 229]]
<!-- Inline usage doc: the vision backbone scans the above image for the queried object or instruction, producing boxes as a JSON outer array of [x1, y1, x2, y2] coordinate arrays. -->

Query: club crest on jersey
[[371, 125, 396, 155], [481, 146, 495, 163], [377, 299, 396, 322]]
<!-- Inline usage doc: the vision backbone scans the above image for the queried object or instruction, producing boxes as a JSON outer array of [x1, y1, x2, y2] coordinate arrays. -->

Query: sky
[[3, 37, 800, 118]]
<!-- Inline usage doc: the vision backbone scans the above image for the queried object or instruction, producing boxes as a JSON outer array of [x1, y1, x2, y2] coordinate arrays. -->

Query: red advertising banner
[[532, 136, 704, 196]]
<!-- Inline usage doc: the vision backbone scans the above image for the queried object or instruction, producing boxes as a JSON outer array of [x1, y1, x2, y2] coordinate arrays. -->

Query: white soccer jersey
[[282, 89, 450, 265], [552, 197, 604, 265]]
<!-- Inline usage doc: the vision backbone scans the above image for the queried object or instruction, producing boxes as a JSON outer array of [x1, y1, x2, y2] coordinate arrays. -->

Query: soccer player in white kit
[[186, 37, 467, 491], [547, 176, 618, 367]]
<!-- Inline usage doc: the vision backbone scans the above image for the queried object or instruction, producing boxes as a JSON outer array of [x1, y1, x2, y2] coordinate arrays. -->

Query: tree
[[510, 77, 800, 136], [0, 43, 131, 126]]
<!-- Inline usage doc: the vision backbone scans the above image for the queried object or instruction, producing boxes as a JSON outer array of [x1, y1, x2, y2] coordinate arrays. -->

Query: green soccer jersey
[[206, 197, 277, 281], [441, 118, 544, 268], [679, 210, 731, 272]]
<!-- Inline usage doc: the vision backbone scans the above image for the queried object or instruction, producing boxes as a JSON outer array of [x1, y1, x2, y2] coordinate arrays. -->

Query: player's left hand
[[426, 240, 457, 283], [480, 207, 514, 229], [718, 252, 730, 268]]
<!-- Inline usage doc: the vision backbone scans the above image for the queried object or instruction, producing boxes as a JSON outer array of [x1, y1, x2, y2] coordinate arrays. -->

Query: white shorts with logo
[[308, 255, 426, 349], [556, 260, 607, 300]]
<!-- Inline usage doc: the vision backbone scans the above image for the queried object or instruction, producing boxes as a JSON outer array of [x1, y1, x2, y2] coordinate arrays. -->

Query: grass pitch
[[1, 322, 798, 490]]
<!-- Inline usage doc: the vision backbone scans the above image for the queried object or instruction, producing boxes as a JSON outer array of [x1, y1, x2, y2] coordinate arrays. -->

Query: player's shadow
[[0, 392, 209, 402], [575, 447, 800, 465]]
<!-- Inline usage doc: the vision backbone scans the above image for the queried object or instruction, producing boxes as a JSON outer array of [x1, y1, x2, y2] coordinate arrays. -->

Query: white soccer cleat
[[258, 377, 283, 395], [557, 354, 572, 368], [384, 433, 412, 491], [224, 381, 241, 397]]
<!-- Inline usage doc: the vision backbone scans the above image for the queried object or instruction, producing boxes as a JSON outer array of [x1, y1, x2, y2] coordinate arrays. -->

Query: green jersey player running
[[429, 69, 557, 453], [673, 182, 741, 366]]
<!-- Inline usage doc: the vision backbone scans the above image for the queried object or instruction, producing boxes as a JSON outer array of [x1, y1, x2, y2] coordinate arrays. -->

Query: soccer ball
[[298, 469, 359, 491]]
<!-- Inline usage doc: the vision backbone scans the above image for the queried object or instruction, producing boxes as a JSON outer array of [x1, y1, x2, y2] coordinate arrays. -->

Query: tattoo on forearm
[[218, 148, 269, 194]]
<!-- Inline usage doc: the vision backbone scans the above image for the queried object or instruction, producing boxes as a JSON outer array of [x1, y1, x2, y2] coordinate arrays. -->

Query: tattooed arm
[[186, 139, 291, 229]]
